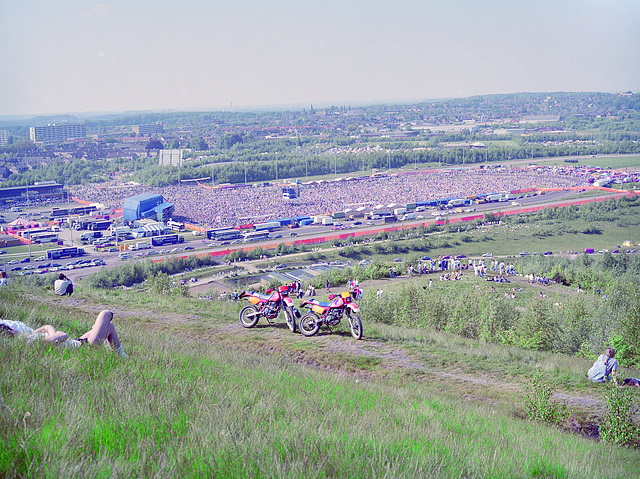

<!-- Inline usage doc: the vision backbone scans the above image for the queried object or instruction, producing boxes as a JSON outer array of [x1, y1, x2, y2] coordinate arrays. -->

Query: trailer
[[254, 221, 280, 232], [448, 198, 465, 207]]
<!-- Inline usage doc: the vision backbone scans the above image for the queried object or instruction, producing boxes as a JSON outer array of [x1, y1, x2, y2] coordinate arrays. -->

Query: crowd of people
[[70, 167, 589, 228]]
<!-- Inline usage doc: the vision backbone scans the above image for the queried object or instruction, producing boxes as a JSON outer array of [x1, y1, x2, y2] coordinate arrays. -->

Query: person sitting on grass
[[0, 310, 128, 358], [588, 347, 617, 383], [54, 273, 73, 296]]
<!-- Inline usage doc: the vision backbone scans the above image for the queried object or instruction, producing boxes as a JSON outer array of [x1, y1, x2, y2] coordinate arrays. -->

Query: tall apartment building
[[132, 122, 163, 136], [29, 124, 86, 143], [0, 130, 8, 146]]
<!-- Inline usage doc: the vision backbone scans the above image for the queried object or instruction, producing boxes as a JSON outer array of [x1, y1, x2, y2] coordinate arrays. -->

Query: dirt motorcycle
[[239, 285, 300, 332], [299, 291, 363, 339]]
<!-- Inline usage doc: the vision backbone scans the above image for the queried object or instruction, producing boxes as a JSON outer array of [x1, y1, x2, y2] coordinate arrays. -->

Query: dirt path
[[30, 287, 608, 425]]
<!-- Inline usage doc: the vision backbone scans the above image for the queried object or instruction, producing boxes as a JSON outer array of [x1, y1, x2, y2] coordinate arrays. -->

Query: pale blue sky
[[1, 0, 638, 116]]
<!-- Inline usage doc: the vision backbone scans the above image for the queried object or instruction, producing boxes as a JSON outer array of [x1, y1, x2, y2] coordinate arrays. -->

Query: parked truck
[[131, 242, 151, 251], [80, 231, 102, 244], [111, 225, 131, 237], [322, 217, 334, 226]]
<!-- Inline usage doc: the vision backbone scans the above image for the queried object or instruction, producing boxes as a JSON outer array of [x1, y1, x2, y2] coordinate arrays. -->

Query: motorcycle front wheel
[[284, 305, 297, 333], [300, 312, 321, 337], [348, 313, 363, 340], [239, 304, 260, 328]]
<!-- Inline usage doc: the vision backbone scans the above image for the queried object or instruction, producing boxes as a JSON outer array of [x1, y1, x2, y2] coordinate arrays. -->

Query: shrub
[[525, 371, 568, 426], [516, 298, 558, 351], [599, 382, 639, 446]]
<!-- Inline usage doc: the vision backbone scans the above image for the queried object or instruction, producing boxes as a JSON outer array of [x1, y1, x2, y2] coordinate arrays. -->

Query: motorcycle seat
[[248, 292, 273, 301], [303, 299, 331, 308]]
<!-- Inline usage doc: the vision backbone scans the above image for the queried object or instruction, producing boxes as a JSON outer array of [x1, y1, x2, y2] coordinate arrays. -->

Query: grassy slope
[[2, 280, 640, 478]]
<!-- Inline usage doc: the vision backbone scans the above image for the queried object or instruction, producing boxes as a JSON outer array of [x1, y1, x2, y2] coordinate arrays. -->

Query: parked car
[[519, 251, 531, 256], [35, 256, 46, 261], [482, 253, 493, 257]]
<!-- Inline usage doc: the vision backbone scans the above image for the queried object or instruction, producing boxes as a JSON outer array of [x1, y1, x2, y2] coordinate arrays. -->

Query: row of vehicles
[[238, 285, 363, 340], [10, 257, 105, 274]]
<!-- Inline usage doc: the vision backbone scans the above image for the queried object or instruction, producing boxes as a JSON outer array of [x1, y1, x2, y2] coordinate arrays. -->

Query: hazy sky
[[1, 0, 638, 116]]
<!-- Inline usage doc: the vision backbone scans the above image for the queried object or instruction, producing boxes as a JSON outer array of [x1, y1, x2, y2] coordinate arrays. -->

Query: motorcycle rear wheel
[[300, 312, 321, 337], [284, 305, 297, 333], [349, 313, 363, 340], [239, 304, 260, 328]]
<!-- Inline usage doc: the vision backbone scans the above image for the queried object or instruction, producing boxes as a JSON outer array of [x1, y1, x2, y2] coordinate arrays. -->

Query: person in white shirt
[[54, 273, 73, 296]]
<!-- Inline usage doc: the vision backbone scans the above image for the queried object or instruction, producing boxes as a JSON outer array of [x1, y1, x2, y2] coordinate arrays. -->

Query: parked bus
[[206, 228, 242, 241], [50, 207, 70, 218], [243, 231, 270, 243], [151, 234, 185, 247], [47, 246, 85, 260], [69, 205, 97, 216], [29, 232, 59, 244], [254, 221, 280, 232], [167, 220, 185, 231]]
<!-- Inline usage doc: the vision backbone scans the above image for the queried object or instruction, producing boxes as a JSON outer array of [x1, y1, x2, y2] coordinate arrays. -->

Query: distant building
[[132, 122, 163, 136], [158, 149, 183, 167], [29, 124, 86, 143], [519, 115, 561, 124], [0, 130, 8, 145], [0, 183, 64, 204]]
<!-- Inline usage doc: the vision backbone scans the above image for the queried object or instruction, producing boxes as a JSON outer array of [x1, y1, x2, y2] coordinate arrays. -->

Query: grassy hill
[[2, 268, 640, 478]]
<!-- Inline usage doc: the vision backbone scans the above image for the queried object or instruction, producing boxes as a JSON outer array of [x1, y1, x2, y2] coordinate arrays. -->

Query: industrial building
[[122, 193, 174, 222]]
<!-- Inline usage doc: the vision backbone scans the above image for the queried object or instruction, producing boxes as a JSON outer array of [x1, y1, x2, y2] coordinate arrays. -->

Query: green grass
[[2, 285, 640, 478]]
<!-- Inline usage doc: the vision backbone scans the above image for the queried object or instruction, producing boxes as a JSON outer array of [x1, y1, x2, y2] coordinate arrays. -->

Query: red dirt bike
[[239, 285, 300, 332], [299, 291, 363, 339]]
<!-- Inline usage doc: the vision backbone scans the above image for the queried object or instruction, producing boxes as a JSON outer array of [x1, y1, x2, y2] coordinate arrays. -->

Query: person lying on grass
[[0, 310, 128, 358]]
